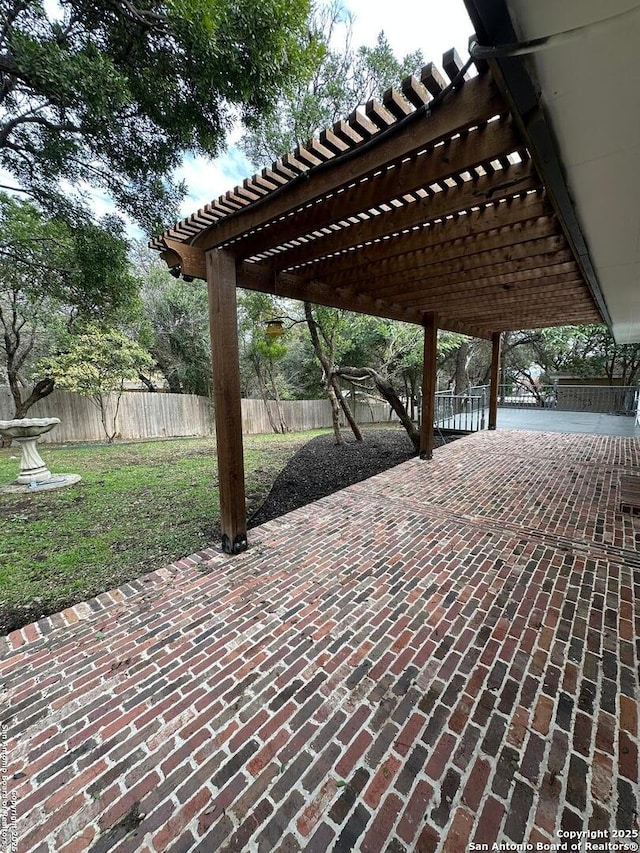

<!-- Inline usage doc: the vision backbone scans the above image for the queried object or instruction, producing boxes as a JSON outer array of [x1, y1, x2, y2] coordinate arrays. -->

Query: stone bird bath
[[0, 418, 80, 491]]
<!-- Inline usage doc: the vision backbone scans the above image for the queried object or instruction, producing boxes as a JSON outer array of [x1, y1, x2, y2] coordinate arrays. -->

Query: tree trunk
[[267, 361, 289, 433], [326, 381, 343, 443], [331, 375, 362, 441], [138, 373, 157, 392], [153, 352, 182, 393], [336, 366, 420, 453], [253, 359, 282, 433], [11, 377, 55, 418], [304, 301, 363, 444], [453, 340, 470, 414], [94, 391, 122, 443], [453, 342, 470, 394], [499, 332, 510, 404]]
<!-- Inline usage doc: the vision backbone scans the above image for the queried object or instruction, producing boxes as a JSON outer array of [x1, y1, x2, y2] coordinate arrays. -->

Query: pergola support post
[[488, 331, 502, 430], [206, 248, 248, 554], [420, 312, 438, 460]]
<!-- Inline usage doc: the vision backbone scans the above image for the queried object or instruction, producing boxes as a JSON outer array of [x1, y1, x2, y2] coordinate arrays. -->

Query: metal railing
[[555, 385, 638, 415], [469, 384, 490, 400], [434, 390, 486, 432], [497, 384, 556, 408], [497, 383, 638, 415]]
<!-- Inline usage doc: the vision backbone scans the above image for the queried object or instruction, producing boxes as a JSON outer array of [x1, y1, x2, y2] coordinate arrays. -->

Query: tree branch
[[0, 113, 81, 146]]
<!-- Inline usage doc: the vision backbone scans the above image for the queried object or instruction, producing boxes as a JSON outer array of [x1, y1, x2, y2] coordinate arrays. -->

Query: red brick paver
[[2, 430, 639, 851]]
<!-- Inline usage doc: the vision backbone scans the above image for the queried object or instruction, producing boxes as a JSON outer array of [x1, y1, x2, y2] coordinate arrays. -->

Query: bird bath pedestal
[[0, 418, 80, 492]]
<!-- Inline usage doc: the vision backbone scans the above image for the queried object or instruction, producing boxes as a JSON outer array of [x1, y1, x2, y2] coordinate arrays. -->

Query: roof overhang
[[151, 50, 606, 339], [464, 0, 640, 343]]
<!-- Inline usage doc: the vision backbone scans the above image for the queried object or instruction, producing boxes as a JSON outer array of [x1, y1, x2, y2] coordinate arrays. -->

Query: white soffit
[[506, 0, 640, 343]]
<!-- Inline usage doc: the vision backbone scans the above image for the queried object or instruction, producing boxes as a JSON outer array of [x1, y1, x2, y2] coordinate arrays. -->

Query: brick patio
[[3, 430, 639, 852]]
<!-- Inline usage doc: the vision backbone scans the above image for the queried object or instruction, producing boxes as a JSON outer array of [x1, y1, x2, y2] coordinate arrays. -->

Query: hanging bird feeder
[[265, 319, 285, 339]]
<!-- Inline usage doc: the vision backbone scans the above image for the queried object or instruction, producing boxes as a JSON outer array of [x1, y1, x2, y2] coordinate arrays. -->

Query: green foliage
[[239, 291, 290, 373], [532, 325, 640, 383], [136, 251, 212, 395], [278, 325, 325, 398], [0, 193, 138, 318], [438, 332, 469, 362], [503, 325, 640, 388], [0, 193, 139, 416], [238, 291, 293, 431], [237, 295, 477, 404], [39, 323, 153, 441], [0, 0, 314, 229], [241, 4, 423, 166], [40, 323, 153, 397]]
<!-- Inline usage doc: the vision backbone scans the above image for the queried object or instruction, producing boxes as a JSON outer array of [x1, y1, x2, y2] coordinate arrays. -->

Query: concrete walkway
[[3, 430, 639, 852], [496, 408, 640, 436]]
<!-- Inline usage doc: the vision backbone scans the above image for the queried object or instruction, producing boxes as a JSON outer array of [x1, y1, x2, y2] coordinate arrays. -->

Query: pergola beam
[[359, 246, 574, 297], [271, 162, 541, 272], [154, 65, 601, 337], [194, 80, 512, 253], [236, 261, 491, 339], [230, 119, 523, 260], [228, 121, 518, 258], [393, 259, 580, 305], [294, 214, 560, 283], [323, 235, 568, 298], [407, 270, 582, 310]]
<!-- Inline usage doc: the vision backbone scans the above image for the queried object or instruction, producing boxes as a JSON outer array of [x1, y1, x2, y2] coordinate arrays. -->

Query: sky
[[1, 0, 473, 234], [174, 0, 474, 223]]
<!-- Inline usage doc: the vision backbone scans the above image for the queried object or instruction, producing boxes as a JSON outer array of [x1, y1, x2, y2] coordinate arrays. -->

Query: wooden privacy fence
[[0, 388, 395, 443], [242, 399, 396, 435], [0, 389, 213, 443]]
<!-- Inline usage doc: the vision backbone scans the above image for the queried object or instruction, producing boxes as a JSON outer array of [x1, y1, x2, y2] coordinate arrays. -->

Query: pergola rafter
[[151, 51, 607, 553]]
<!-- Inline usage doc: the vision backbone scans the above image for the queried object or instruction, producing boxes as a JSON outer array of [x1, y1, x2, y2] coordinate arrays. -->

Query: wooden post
[[420, 312, 438, 460], [488, 331, 502, 431], [206, 248, 247, 554]]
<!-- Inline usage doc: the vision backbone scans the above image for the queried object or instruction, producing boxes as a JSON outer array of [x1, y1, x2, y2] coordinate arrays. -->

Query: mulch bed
[[249, 427, 459, 528]]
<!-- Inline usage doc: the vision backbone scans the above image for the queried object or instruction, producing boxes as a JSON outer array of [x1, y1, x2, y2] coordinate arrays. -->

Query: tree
[[304, 302, 362, 444], [336, 364, 421, 451], [479, 325, 640, 407], [0, 0, 315, 230], [39, 324, 153, 442], [241, 4, 423, 444], [335, 315, 424, 418], [530, 325, 640, 385], [136, 252, 212, 396], [0, 193, 138, 417], [238, 291, 291, 433], [242, 6, 423, 167]]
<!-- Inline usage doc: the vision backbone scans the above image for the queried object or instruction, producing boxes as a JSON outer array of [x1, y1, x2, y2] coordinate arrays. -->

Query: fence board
[[0, 389, 213, 443], [0, 389, 397, 443]]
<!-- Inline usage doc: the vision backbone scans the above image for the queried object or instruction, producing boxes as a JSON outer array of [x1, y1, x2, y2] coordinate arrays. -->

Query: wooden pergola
[[151, 50, 606, 554]]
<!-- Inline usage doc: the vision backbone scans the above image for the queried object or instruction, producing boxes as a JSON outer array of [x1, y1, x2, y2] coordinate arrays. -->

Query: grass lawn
[[0, 431, 325, 634]]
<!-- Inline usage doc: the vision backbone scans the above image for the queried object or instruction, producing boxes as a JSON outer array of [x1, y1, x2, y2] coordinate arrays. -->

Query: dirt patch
[[249, 428, 458, 528]]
